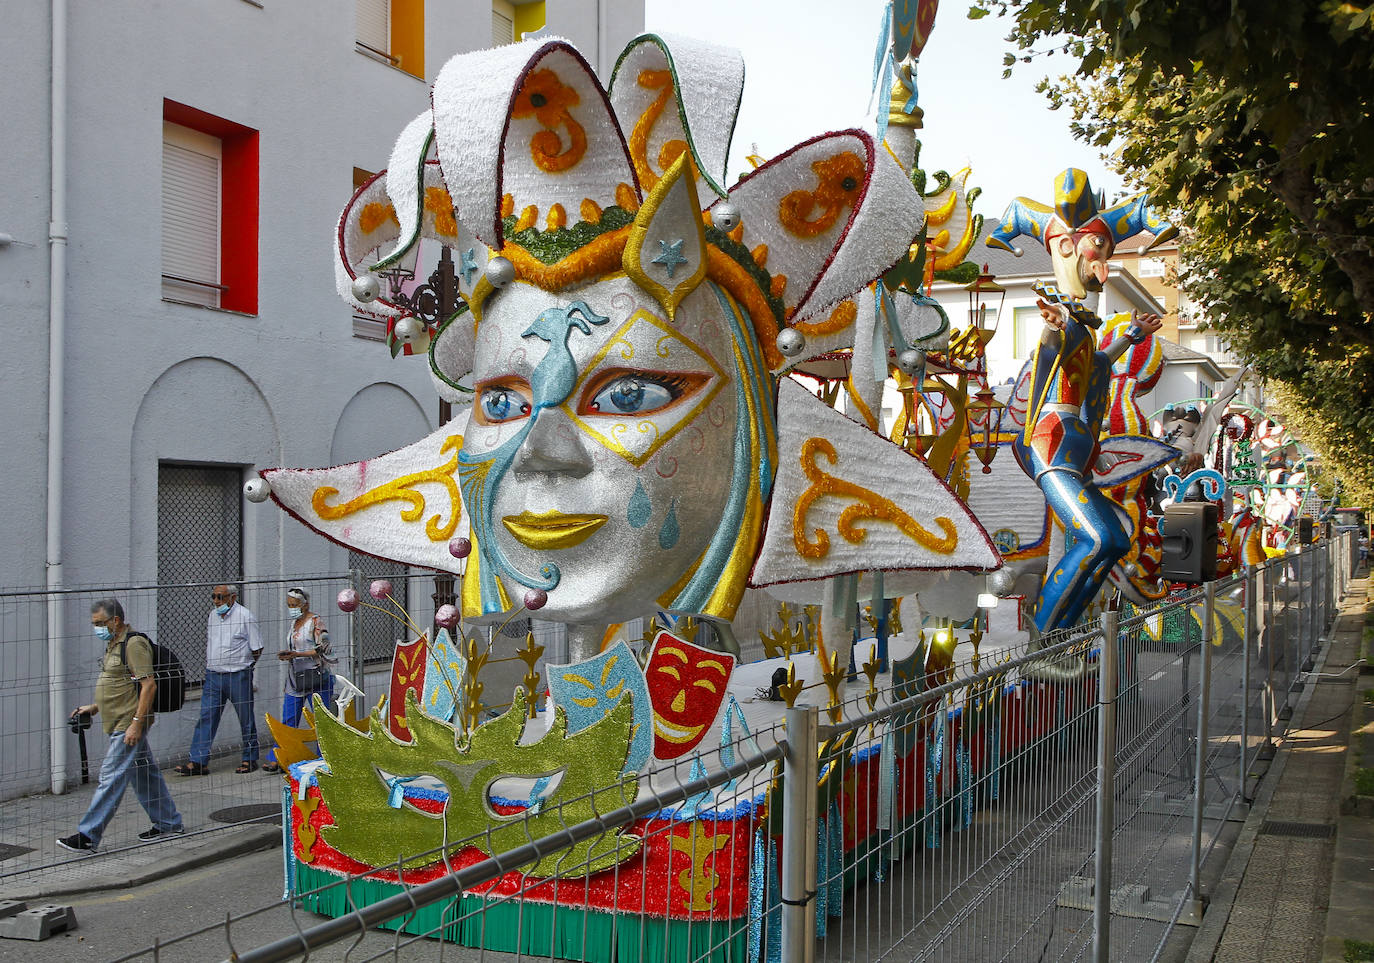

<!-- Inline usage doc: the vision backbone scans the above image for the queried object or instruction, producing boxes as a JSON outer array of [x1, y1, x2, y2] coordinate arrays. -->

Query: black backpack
[[120, 632, 187, 713]]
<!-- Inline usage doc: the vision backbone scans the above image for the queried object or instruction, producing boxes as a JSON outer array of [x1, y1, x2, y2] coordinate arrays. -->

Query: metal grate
[[1258, 820, 1335, 838], [157, 464, 243, 685], [208, 804, 281, 825], [349, 551, 410, 664]]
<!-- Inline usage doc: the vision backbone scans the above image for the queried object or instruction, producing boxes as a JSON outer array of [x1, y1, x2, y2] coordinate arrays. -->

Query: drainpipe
[[47, 0, 69, 795]]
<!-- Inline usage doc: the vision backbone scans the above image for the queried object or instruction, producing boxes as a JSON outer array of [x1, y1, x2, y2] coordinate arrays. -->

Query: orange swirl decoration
[[628, 69, 689, 190], [793, 437, 958, 559], [778, 152, 866, 239], [511, 68, 587, 173]]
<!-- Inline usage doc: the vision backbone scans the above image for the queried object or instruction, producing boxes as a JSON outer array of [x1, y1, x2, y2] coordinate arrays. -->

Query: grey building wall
[[0, 0, 643, 798]]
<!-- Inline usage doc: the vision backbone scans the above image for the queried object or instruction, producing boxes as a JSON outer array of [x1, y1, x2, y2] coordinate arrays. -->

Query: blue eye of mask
[[479, 387, 529, 423], [589, 376, 676, 415]]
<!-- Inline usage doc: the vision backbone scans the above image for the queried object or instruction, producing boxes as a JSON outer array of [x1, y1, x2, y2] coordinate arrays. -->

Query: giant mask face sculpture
[[257, 34, 1001, 637]]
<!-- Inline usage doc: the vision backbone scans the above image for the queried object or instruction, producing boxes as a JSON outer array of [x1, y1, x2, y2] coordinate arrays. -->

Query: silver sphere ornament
[[711, 202, 741, 233], [775, 326, 806, 359], [351, 274, 381, 303], [448, 537, 472, 559], [393, 316, 425, 345], [523, 589, 548, 611], [896, 348, 925, 375], [987, 568, 1017, 598], [484, 256, 516, 289], [243, 477, 272, 503]]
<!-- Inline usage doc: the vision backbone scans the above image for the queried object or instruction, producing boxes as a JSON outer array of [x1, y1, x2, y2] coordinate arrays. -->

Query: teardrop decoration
[[627, 480, 651, 529], [658, 499, 680, 550]]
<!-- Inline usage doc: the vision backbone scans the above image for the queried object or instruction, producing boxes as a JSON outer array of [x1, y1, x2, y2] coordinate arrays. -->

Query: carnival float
[[237, 3, 1271, 959]]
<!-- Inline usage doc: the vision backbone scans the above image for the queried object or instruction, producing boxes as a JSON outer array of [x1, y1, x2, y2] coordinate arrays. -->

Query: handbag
[[292, 664, 331, 694]]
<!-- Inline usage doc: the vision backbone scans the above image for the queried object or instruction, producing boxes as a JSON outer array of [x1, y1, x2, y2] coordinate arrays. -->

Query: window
[[356, 0, 424, 79], [492, 1, 514, 45], [1138, 257, 1166, 278], [1012, 306, 1041, 360], [162, 100, 258, 313], [157, 464, 243, 685]]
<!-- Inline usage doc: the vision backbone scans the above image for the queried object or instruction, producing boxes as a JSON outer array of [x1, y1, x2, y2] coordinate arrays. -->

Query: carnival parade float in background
[[238, 2, 1280, 958]]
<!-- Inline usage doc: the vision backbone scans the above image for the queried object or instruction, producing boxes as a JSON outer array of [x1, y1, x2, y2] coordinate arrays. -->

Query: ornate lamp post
[[964, 264, 1006, 370], [965, 385, 1005, 474]]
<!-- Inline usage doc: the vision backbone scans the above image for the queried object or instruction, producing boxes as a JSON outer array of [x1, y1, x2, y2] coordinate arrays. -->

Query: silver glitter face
[[461, 277, 740, 623]]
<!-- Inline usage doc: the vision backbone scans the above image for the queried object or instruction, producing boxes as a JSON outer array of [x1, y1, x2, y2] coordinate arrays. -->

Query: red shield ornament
[[386, 635, 429, 740], [645, 631, 735, 760]]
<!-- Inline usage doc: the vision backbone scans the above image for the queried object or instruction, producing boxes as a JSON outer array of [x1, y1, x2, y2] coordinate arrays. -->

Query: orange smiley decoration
[[645, 632, 735, 760]]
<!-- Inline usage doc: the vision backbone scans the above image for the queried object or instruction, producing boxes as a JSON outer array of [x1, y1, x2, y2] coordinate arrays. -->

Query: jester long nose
[[514, 409, 594, 478]]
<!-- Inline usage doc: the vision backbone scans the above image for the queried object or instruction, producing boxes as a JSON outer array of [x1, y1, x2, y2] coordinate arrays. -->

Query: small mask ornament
[[644, 631, 736, 760]]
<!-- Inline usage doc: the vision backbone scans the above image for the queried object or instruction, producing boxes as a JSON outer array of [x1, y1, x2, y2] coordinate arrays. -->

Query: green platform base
[[294, 863, 748, 963]]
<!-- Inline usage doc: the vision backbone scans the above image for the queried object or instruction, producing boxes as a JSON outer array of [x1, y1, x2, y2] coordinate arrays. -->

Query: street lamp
[[964, 263, 1006, 365], [965, 384, 1005, 473]]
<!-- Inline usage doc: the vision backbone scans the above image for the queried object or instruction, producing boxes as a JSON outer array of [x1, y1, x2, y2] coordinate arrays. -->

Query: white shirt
[[206, 602, 264, 672]]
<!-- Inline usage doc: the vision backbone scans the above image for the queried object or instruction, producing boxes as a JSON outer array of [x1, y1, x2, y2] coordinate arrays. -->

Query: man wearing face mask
[[57, 599, 182, 853], [174, 584, 263, 775]]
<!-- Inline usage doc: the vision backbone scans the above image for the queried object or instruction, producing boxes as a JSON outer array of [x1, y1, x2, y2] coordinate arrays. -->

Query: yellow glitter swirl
[[793, 436, 959, 559], [311, 434, 464, 542]]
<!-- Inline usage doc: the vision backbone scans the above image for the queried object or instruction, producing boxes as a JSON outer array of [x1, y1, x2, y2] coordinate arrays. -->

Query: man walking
[[57, 599, 182, 853], [174, 584, 263, 775]]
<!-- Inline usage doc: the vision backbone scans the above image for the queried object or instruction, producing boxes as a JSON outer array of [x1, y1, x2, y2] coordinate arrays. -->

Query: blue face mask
[[287, 605, 301, 618], [216, 603, 231, 616], [94, 625, 113, 642]]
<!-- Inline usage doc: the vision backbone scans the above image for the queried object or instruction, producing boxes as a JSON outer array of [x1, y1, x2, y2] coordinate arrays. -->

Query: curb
[[1184, 589, 1362, 963], [0, 825, 281, 902]]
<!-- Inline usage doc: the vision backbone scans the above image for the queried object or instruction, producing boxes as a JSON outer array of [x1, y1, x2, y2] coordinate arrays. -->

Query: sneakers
[[137, 825, 185, 841], [56, 832, 95, 854]]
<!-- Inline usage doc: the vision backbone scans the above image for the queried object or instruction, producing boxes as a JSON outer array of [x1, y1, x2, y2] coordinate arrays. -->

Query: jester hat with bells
[[987, 168, 1177, 301], [260, 34, 999, 630]]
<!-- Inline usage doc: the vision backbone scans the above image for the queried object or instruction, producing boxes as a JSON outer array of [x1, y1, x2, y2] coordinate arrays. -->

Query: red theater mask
[[645, 631, 735, 760]]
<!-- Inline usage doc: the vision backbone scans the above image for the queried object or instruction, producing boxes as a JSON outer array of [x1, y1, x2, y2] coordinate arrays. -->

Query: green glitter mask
[[313, 687, 641, 875]]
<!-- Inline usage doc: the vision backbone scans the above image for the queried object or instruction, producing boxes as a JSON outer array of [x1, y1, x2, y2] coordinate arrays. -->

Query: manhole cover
[[208, 804, 281, 825], [1258, 820, 1334, 838], [0, 844, 35, 861]]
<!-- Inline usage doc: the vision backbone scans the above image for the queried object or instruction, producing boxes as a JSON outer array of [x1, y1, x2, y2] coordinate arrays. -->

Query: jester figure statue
[[987, 169, 1175, 633]]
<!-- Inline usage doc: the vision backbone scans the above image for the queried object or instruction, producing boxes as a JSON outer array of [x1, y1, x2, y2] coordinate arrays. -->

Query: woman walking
[[263, 587, 335, 774]]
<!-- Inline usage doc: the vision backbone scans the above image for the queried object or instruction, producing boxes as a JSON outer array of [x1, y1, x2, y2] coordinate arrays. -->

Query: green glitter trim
[[502, 207, 636, 265], [703, 225, 786, 326], [428, 303, 474, 392], [933, 261, 979, 285]]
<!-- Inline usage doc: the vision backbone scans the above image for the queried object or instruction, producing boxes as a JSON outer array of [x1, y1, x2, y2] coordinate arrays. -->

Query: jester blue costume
[[988, 169, 1176, 632]]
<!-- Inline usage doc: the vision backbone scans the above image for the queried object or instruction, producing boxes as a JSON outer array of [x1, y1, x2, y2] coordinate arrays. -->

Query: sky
[[642, 0, 1128, 232]]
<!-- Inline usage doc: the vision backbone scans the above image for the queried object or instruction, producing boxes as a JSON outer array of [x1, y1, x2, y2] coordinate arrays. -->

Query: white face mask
[[287, 605, 302, 617]]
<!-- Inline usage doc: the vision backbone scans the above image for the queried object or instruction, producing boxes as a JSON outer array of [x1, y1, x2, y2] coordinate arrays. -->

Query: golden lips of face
[[501, 510, 608, 550]]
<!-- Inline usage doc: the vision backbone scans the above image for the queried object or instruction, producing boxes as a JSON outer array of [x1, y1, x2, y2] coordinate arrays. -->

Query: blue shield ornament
[[421, 628, 464, 725], [548, 640, 652, 775]]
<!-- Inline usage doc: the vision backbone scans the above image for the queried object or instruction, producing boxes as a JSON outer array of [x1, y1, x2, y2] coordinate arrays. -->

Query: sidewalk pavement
[[0, 760, 283, 903], [1187, 569, 1373, 963]]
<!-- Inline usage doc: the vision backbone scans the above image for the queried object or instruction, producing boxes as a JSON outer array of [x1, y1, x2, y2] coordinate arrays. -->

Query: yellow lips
[[501, 511, 608, 550], [651, 712, 707, 746]]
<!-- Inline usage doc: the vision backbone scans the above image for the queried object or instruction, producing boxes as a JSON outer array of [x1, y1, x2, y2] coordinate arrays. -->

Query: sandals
[[261, 762, 283, 774], [173, 762, 208, 777], [235, 761, 258, 774]]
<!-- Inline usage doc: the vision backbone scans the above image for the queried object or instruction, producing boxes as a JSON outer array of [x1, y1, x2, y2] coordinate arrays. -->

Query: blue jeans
[[189, 666, 259, 766], [268, 677, 335, 766], [78, 730, 181, 848]]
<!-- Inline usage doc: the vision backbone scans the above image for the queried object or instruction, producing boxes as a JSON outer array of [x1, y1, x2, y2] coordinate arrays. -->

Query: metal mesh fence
[[2, 533, 1357, 961]]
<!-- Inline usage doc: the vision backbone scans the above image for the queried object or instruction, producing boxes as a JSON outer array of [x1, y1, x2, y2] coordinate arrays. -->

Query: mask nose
[[514, 410, 594, 479]]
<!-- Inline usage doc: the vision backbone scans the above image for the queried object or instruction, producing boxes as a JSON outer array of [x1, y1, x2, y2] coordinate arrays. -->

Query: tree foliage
[[972, 1, 1374, 505]]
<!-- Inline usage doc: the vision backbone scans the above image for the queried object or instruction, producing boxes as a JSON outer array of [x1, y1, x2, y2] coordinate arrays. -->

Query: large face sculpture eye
[[578, 369, 707, 417], [474, 379, 533, 425]]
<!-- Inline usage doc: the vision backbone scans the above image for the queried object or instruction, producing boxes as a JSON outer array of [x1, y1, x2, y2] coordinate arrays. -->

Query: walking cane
[[68, 711, 92, 784]]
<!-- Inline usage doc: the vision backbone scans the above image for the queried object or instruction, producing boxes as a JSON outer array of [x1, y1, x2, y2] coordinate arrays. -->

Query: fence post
[[781, 705, 819, 963], [1259, 561, 1276, 757], [1240, 567, 1254, 802], [348, 567, 362, 693], [1093, 611, 1119, 963], [1189, 580, 1215, 916]]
